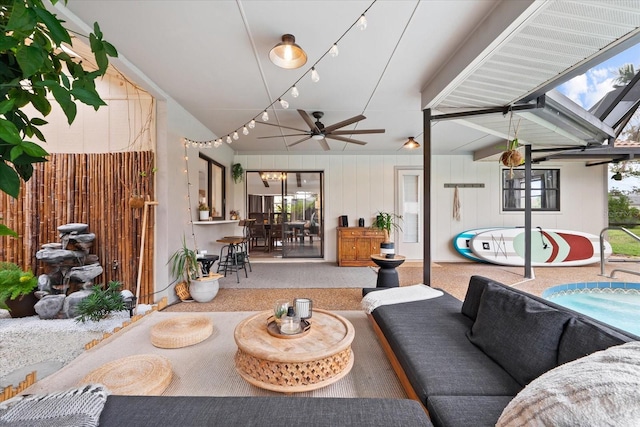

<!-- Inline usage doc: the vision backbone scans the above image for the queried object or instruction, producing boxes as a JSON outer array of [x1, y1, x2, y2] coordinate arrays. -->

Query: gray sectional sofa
[[99, 396, 433, 426], [369, 275, 640, 427]]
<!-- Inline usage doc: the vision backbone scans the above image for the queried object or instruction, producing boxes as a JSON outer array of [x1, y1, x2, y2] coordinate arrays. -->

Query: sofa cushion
[[496, 341, 640, 427], [99, 396, 434, 427], [558, 317, 634, 365], [466, 282, 572, 386], [373, 294, 522, 401], [427, 395, 515, 427], [460, 275, 497, 320]]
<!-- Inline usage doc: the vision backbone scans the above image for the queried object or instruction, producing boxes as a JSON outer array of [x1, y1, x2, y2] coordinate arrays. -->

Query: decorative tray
[[266, 316, 311, 339]]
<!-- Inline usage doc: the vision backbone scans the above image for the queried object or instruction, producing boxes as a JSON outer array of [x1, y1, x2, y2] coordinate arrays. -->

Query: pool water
[[543, 283, 640, 336]]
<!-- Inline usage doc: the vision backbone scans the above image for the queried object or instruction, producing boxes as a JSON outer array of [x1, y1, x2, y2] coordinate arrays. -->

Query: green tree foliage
[[614, 63, 636, 87], [0, 0, 117, 235], [608, 190, 640, 225]]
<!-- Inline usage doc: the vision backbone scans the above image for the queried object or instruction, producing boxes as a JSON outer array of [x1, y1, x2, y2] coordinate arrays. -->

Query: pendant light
[[269, 34, 308, 69]]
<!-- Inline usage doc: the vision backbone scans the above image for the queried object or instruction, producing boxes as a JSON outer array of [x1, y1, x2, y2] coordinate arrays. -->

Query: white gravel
[[0, 306, 152, 381]]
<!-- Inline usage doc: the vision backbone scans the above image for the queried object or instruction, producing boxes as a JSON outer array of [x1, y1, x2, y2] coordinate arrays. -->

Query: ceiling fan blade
[[288, 136, 312, 147], [323, 115, 366, 133], [319, 139, 331, 151], [257, 121, 309, 133], [297, 110, 321, 133], [257, 134, 309, 139], [330, 129, 385, 135], [326, 135, 368, 145]]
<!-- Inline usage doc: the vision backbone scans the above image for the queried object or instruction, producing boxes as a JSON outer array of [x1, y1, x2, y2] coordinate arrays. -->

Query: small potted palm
[[372, 212, 403, 258], [0, 262, 38, 318], [168, 237, 220, 302]]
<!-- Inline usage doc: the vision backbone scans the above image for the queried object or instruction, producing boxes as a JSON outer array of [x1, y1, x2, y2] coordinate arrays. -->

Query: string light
[[356, 14, 367, 30], [329, 44, 339, 57], [311, 67, 320, 83], [181, 1, 377, 148]]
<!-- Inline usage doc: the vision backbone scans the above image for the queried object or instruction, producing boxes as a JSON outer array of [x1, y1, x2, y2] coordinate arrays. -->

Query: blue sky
[[557, 43, 640, 110], [557, 43, 640, 192]]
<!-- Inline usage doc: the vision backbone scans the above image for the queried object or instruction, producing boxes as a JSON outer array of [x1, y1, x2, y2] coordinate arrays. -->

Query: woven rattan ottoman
[[80, 354, 173, 396], [151, 315, 213, 349], [234, 309, 355, 393]]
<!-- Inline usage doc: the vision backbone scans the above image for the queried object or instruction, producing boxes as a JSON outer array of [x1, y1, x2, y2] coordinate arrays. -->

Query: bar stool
[[216, 236, 247, 283], [223, 219, 255, 273]]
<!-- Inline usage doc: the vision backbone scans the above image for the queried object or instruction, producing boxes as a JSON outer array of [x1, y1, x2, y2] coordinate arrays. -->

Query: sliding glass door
[[246, 171, 323, 259]]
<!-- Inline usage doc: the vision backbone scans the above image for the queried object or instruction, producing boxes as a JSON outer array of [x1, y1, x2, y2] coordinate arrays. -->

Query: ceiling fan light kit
[[403, 137, 420, 149], [269, 34, 307, 69]]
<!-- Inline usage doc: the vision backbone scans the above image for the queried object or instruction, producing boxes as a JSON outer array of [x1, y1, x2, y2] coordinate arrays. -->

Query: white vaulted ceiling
[[54, 0, 640, 156]]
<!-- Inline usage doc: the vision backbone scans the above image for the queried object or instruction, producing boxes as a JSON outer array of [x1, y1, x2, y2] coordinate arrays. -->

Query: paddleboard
[[469, 228, 611, 267], [453, 228, 507, 263]]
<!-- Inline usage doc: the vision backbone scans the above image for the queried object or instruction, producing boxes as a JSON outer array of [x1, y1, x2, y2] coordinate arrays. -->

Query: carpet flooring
[[23, 311, 407, 400]]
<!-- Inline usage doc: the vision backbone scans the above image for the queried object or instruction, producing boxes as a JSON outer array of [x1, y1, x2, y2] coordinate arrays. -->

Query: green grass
[[607, 227, 640, 257]]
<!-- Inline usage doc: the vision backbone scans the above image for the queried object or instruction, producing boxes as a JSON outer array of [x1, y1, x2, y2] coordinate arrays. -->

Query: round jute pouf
[[80, 354, 173, 396], [150, 315, 213, 349]]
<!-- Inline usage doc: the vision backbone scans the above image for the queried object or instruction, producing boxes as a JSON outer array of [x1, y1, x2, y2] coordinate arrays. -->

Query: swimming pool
[[543, 282, 640, 336]]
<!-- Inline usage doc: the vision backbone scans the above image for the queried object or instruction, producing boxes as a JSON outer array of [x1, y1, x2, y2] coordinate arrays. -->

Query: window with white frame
[[502, 169, 560, 211]]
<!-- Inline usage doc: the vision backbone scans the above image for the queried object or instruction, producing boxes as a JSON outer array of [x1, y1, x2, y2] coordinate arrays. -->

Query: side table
[[370, 254, 406, 288]]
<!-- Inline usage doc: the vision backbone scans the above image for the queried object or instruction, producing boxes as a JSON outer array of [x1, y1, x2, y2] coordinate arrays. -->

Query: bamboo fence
[[0, 152, 156, 304]]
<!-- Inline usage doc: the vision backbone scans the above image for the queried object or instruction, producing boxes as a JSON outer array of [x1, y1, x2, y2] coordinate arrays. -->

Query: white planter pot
[[199, 210, 209, 221], [189, 276, 220, 303]]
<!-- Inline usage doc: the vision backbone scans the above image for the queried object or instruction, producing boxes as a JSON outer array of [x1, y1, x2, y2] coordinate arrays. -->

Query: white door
[[396, 168, 423, 260]]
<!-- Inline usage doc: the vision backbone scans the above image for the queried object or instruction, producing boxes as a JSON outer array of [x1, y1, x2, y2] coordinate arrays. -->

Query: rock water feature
[[34, 223, 104, 319]]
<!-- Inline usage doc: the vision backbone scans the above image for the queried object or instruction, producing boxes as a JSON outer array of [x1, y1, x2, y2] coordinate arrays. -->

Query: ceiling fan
[[258, 109, 385, 151]]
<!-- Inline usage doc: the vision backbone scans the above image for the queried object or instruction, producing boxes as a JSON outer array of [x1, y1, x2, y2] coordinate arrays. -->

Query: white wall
[[234, 153, 609, 263]]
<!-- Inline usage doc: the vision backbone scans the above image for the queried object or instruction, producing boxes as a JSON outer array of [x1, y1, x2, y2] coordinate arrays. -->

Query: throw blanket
[[361, 284, 443, 313], [0, 384, 109, 427], [497, 341, 640, 427]]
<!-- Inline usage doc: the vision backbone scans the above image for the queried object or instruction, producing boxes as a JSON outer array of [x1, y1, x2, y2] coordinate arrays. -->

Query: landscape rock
[[63, 290, 93, 319], [57, 223, 88, 233], [68, 264, 103, 284], [34, 295, 65, 319]]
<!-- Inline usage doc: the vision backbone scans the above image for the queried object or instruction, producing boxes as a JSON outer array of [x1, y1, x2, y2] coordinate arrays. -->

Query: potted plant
[[0, 262, 38, 318], [372, 212, 403, 258], [230, 210, 240, 220], [76, 281, 126, 323], [168, 237, 220, 302], [198, 201, 210, 221], [232, 163, 244, 184]]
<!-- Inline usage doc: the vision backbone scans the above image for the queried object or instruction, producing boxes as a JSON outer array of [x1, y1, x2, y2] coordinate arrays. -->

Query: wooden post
[[135, 199, 159, 314]]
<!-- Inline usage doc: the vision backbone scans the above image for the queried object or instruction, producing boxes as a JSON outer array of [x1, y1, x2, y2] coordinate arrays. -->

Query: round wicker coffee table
[[234, 308, 355, 393]]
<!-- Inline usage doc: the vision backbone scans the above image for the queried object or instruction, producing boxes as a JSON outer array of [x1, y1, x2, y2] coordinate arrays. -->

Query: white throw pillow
[[496, 341, 640, 427]]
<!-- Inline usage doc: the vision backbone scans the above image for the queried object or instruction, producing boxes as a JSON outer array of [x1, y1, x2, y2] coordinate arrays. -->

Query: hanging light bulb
[[214, 139, 221, 147], [329, 43, 339, 57], [242, 126, 249, 135], [262, 110, 269, 121], [226, 135, 232, 144], [356, 14, 367, 30], [291, 85, 299, 98], [311, 67, 320, 83], [233, 131, 239, 140], [248, 119, 256, 129], [279, 98, 289, 109]]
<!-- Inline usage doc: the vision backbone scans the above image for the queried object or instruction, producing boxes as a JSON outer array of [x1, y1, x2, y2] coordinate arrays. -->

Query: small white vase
[[189, 276, 220, 303], [199, 210, 209, 221]]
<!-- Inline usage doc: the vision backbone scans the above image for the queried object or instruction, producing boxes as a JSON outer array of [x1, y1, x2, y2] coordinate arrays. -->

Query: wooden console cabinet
[[337, 227, 385, 267]]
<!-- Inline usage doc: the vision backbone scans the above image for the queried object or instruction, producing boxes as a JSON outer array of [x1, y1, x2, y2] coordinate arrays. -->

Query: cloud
[[557, 66, 616, 110]]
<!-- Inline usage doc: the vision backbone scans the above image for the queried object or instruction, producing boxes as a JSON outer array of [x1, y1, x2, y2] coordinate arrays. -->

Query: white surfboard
[[469, 228, 611, 267], [452, 228, 507, 263]]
